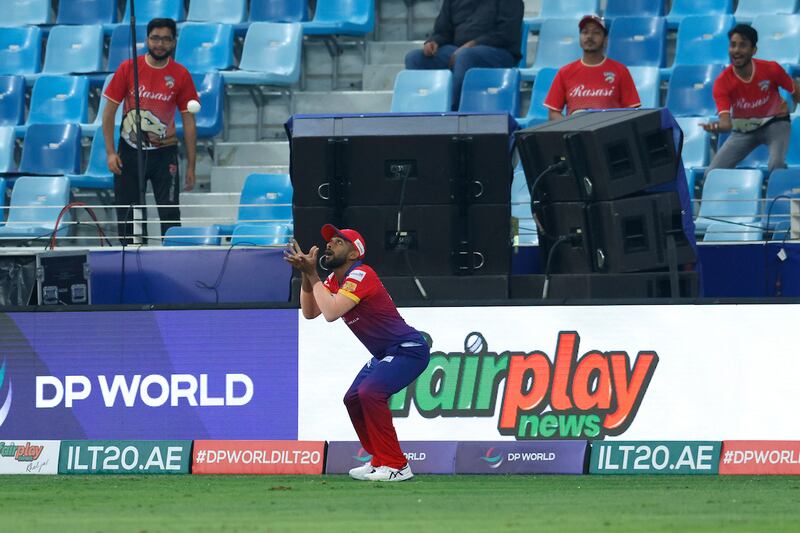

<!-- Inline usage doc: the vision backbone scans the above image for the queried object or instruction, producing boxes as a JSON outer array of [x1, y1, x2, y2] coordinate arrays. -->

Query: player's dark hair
[[728, 24, 757, 47], [147, 18, 177, 39]]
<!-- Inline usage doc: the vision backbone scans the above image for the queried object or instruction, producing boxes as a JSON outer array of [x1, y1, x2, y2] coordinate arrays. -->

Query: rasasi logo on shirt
[[568, 85, 615, 98], [389, 331, 657, 440]]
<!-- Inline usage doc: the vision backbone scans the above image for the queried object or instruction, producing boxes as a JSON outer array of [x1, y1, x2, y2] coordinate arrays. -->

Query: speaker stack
[[290, 114, 514, 302], [514, 109, 698, 299]]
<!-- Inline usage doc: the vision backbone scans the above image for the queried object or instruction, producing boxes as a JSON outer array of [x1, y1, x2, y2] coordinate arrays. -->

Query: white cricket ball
[[186, 99, 201, 114], [464, 332, 486, 354]]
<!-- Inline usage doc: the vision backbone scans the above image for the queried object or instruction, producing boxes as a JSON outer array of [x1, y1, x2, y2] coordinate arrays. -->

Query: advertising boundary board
[[325, 441, 458, 474], [590, 441, 721, 475], [719, 441, 800, 475], [192, 440, 326, 474], [455, 441, 588, 474], [0, 439, 60, 474], [58, 440, 192, 474]]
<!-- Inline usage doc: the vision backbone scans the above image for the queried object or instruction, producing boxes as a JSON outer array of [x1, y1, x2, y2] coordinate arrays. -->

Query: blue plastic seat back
[[459, 68, 521, 116], [238, 173, 293, 224], [302, 0, 375, 35], [19, 124, 81, 175], [0, 177, 6, 222], [697, 168, 763, 221], [673, 15, 734, 66], [3, 0, 51, 25], [27, 75, 90, 125], [163, 225, 222, 246], [391, 70, 452, 113], [250, 0, 309, 22], [675, 117, 710, 169], [537, 0, 598, 20], [764, 168, 800, 221], [0, 26, 42, 76], [5, 176, 71, 226], [752, 15, 800, 65], [605, 0, 665, 19], [0, 126, 15, 173], [667, 0, 733, 26], [175, 72, 224, 138], [607, 16, 667, 68], [628, 66, 660, 108], [0, 75, 25, 126], [665, 64, 724, 117], [530, 19, 583, 71], [702, 221, 763, 241], [108, 24, 148, 73], [175, 23, 234, 72], [122, 0, 184, 23], [236, 22, 303, 84], [523, 67, 557, 120], [787, 116, 800, 166], [56, 0, 117, 25], [85, 124, 115, 175], [42, 24, 104, 75], [187, 0, 246, 24], [231, 222, 292, 246], [736, 0, 798, 24]]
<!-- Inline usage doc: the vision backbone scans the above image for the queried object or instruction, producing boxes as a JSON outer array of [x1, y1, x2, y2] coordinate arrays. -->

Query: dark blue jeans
[[404, 44, 517, 110]]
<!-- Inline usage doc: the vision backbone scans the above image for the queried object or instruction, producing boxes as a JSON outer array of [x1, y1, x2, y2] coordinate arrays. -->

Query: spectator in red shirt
[[702, 24, 800, 177], [544, 15, 640, 120]]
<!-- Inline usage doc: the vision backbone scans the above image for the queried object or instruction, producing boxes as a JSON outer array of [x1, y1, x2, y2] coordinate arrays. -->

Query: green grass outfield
[[0, 475, 797, 532]]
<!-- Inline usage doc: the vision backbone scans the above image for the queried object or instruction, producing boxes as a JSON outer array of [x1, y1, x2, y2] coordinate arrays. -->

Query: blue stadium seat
[[459, 68, 521, 116], [0, 177, 6, 222], [695, 168, 763, 235], [2, 0, 51, 26], [629, 66, 660, 108], [0, 76, 25, 126], [0, 176, 72, 239], [519, 20, 531, 69], [763, 168, 800, 236], [607, 16, 667, 68], [391, 70, 452, 113], [236, 173, 293, 224], [702, 221, 763, 241], [122, 0, 184, 24], [520, 18, 582, 81], [175, 23, 234, 73], [82, 74, 121, 137], [37, 24, 104, 79], [187, 0, 246, 24], [787, 116, 800, 167], [231, 222, 292, 246], [56, 0, 117, 25], [510, 171, 537, 246], [752, 15, 800, 67], [516, 67, 557, 128], [301, 0, 375, 36], [666, 0, 733, 29], [675, 117, 710, 172], [604, 0, 665, 20], [0, 126, 15, 173], [735, 0, 798, 25], [671, 15, 734, 69], [22, 75, 90, 132], [717, 131, 769, 169], [163, 225, 223, 246], [19, 124, 82, 175], [176, 72, 224, 138], [0, 26, 43, 76], [249, 0, 309, 22], [526, 0, 599, 30], [665, 64, 724, 117], [107, 24, 147, 73], [66, 126, 116, 189], [221, 22, 303, 85]]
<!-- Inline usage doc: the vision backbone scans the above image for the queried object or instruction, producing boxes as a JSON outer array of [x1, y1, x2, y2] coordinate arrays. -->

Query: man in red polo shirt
[[702, 24, 800, 177], [544, 15, 640, 120]]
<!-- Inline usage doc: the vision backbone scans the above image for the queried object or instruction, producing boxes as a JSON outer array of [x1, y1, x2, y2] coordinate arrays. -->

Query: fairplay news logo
[[390, 331, 658, 440], [0, 359, 12, 428]]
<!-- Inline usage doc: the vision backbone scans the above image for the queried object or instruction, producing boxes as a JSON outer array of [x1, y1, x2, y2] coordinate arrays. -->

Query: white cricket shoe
[[363, 464, 414, 482], [348, 461, 375, 480]]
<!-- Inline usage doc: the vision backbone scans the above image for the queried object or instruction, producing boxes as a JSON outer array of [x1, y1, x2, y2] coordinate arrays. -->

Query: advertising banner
[[192, 440, 325, 474], [0, 310, 297, 439], [0, 440, 60, 474], [58, 440, 192, 474], [589, 441, 721, 475], [298, 305, 800, 441], [719, 441, 800, 475], [325, 441, 458, 474], [455, 441, 587, 474]]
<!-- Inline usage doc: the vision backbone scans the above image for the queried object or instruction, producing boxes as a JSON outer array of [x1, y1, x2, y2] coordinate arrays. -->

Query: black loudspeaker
[[538, 192, 696, 274], [510, 272, 699, 299], [293, 205, 510, 276], [290, 114, 512, 206], [516, 109, 676, 202], [381, 275, 509, 303]]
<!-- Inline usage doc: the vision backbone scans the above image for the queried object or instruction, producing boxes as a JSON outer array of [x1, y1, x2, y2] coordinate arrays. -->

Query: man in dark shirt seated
[[404, 0, 524, 110]]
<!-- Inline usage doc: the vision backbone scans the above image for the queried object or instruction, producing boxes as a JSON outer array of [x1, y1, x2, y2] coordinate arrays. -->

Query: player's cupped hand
[[284, 239, 318, 275]]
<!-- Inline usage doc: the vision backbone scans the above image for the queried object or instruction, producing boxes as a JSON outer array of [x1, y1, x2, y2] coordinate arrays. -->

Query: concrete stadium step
[[367, 41, 423, 65], [363, 64, 404, 91], [179, 192, 239, 225], [293, 90, 392, 115], [376, 0, 439, 40], [214, 141, 290, 167], [211, 165, 289, 193]]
